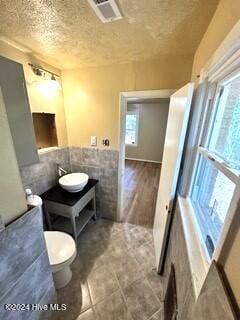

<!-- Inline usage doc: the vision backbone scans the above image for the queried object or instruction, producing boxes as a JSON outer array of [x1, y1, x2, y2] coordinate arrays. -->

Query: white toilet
[[26, 190, 77, 289], [44, 231, 76, 289]]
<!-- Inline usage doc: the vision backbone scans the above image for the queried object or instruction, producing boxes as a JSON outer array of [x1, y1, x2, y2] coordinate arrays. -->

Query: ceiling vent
[[87, 0, 123, 23]]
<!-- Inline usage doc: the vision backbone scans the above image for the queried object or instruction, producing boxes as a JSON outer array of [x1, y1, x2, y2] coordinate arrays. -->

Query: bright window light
[[208, 75, 240, 170], [191, 156, 235, 257], [125, 111, 139, 146], [190, 72, 240, 259]]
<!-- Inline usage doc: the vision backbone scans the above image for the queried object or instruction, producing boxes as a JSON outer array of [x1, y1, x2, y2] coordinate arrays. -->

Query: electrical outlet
[[103, 139, 110, 146]]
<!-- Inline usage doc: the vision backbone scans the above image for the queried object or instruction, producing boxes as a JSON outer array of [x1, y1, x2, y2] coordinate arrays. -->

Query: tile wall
[[20, 147, 119, 221], [0, 207, 55, 320], [69, 147, 119, 220], [20, 148, 71, 196]]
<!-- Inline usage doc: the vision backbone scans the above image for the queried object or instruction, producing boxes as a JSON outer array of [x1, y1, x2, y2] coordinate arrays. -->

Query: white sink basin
[[59, 173, 89, 193]]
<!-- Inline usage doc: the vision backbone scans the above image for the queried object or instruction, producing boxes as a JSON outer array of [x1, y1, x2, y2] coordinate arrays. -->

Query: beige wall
[[191, 0, 240, 80], [125, 102, 169, 162], [0, 41, 68, 147], [62, 55, 193, 149], [191, 0, 240, 306], [0, 89, 27, 225]]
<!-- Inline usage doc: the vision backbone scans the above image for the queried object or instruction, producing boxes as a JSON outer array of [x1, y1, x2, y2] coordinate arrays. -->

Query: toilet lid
[[44, 231, 76, 266]]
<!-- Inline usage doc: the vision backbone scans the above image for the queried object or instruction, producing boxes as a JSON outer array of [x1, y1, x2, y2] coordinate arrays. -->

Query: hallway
[[123, 160, 161, 228]]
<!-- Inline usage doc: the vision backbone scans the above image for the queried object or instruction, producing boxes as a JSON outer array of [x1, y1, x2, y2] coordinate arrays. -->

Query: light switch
[[91, 136, 97, 146]]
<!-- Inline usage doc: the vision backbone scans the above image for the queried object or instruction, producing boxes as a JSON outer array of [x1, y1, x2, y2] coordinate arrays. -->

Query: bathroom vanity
[[42, 179, 98, 241]]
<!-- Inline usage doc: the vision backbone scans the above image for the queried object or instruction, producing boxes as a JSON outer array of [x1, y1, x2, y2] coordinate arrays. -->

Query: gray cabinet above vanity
[[0, 56, 39, 167]]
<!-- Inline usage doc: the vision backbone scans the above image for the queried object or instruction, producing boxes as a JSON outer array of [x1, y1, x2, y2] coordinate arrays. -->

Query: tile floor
[[48, 218, 164, 320]]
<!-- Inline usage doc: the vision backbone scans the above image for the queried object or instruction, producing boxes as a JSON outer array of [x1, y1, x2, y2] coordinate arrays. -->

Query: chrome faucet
[[57, 164, 68, 177]]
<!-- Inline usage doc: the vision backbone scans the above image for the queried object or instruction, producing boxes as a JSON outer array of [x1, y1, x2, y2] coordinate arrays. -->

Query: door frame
[[117, 89, 176, 222]]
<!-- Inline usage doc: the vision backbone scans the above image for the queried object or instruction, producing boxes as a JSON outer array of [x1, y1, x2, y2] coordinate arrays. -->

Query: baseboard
[[125, 157, 162, 164]]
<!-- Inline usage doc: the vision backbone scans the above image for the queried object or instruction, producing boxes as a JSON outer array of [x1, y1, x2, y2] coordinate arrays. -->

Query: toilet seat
[[44, 231, 76, 271], [26, 188, 77, 289]]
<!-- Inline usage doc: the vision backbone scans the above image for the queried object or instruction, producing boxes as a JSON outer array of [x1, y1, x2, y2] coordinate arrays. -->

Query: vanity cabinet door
[[0, 56, 39, 167]]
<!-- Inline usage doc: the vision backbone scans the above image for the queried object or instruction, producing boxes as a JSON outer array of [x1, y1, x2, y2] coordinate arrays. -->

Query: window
[[190, 73, 240, 259], [207, 78, 240, 170], [125, 111, 139, 146]]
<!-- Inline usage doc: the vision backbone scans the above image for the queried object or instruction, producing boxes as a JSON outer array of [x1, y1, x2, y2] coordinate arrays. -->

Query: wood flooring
[[123, 160, 161, 228]]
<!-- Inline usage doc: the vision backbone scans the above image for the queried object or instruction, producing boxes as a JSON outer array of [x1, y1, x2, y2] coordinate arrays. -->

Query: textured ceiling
[[0, 0, 219, 69]]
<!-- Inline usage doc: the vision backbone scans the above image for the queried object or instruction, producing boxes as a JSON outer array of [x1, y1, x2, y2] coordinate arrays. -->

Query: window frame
[[185, 68, 240, 263], [125, 110, 139, 147]]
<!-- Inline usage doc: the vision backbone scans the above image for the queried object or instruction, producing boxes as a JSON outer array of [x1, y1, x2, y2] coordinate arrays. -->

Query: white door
[[153, 83, 194, 272]]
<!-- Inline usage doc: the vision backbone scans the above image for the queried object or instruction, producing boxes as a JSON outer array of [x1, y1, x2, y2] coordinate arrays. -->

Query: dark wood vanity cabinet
[[0, 56, 39, 167]]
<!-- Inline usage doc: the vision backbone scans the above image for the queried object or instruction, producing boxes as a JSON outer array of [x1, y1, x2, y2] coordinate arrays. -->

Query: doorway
[[123, 159, 161, 227], [117, 90, 175, 225]]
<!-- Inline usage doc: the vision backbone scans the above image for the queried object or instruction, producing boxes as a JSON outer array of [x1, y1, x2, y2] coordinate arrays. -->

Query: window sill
[[178, 196, 210, 300]]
